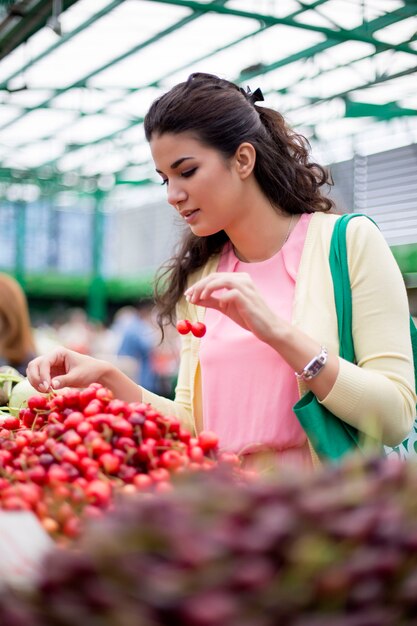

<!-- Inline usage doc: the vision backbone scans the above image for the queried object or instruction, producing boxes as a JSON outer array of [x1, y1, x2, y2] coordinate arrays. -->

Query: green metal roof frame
[[0, 0, 79, 60], [0, 0, 416, 188]]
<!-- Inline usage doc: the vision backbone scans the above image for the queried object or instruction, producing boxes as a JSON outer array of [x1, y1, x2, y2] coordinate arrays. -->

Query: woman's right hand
[[26, 347, 111, 393]]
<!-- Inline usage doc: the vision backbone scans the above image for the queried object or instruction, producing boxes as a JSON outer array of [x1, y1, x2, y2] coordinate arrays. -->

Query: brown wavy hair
[[0, 273, 36, 368], [144, 72, 334, 333]]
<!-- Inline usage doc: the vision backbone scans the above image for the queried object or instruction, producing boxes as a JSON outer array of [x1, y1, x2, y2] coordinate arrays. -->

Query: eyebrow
[[155, 156, 194, 174]]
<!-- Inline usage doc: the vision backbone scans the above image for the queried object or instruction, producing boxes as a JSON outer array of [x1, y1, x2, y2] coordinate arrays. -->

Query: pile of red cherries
[[0, 383, 227, 541]]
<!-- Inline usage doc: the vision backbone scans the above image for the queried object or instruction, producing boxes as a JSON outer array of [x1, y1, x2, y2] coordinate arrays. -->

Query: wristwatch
[[295, 346, 328, 381]]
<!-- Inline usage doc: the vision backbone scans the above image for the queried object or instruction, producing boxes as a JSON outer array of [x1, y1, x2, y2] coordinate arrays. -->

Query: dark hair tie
[[239, 85, 264, 106]]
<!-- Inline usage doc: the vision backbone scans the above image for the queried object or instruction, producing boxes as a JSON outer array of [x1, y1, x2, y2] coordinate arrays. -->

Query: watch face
[[310, 360, 323, 376], [296, 347, 328, 381]]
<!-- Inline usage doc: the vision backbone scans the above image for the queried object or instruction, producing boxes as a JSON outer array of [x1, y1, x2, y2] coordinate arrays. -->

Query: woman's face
[[150, 132, 247, 237]]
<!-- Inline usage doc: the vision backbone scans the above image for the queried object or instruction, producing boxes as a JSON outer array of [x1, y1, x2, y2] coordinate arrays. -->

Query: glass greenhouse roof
[[0, 0, 416, 190]]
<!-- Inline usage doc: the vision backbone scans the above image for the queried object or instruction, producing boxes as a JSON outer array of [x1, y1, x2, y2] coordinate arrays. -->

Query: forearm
[[266, 320, 340, 401], [98, 360, 144, 403]]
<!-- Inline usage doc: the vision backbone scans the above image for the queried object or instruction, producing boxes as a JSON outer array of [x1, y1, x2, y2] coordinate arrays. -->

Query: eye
[[181, 167, 197, 178], [160, 178, 168, 186]]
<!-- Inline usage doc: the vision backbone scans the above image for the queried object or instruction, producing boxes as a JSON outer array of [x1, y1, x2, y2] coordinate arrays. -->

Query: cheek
[[203, 166, 235, 197]]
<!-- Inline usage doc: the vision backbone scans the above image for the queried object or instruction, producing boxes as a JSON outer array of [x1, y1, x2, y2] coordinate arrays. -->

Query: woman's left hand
[[185, 272, 284, 344]]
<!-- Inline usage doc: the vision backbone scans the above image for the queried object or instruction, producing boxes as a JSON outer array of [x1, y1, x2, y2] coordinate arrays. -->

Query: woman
[[0, 273, 36, 375], [27, 73, 416, 470]]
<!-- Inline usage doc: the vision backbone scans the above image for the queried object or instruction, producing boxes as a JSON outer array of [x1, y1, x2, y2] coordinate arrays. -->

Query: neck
[[228, 206, 297, 263]]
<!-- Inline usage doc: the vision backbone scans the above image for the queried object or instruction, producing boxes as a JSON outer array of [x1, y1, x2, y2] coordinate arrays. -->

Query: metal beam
[[0, 1, 215, 133], [0, 0, 126, 89], [0, 0, 79, 61], [280, 64, 417, 117], [148, 0, 417, 54], [9, 0, 329, 151], [9, 23, 267, 149], [344, 100, 417, 119]]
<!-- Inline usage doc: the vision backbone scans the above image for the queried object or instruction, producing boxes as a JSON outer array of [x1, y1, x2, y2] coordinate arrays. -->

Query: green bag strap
[[329, 213, 417, 401], [410, 314, 417, 401], [328, 213, 375, 363]]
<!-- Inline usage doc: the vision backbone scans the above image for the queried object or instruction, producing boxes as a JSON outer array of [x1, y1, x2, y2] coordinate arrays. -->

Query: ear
[[234, 142, 256, 179]]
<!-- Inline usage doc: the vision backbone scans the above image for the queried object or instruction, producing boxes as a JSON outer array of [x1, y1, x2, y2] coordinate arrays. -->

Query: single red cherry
[[198, 430, 219, 452], [191, 322, 206, 338], [176, 319, 192, 334]]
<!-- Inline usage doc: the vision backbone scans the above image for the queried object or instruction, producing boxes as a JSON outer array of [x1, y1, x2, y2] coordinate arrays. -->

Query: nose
[[167, 183, 187, 211]]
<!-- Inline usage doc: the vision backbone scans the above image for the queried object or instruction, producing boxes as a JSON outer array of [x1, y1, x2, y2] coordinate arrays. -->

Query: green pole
[[15, 199, 26, 288], [87, 188, 107, 322]]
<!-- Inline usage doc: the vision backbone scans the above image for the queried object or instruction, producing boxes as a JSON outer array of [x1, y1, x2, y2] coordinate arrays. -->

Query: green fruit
[[0, 366, 24, 406], [8, 378, 45, 417]]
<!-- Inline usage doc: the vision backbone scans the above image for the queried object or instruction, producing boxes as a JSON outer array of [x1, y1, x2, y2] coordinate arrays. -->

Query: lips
[[181, 209, 200, 222]]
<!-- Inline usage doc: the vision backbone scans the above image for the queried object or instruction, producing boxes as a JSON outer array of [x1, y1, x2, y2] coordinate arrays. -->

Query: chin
[[189, 224, 221, 238]]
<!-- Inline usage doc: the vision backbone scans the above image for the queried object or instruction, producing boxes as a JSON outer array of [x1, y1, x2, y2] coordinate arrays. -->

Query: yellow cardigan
[[142, 212, 416, 448]]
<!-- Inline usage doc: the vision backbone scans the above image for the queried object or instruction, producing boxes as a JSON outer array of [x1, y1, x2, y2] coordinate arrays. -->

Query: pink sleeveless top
[[199, 213, 313, 470]]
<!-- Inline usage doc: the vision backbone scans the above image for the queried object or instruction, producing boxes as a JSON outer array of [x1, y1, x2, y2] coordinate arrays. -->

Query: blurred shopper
[[115, 301, 159, 393], [0, 273, 36, 375], [57, 307, 93, 354], [27, 73, 416, 472], [109, 306, 137, 353], [150, 321, 180, 400]]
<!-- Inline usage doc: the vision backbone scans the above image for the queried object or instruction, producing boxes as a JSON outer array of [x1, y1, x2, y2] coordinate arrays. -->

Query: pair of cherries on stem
[[176, 319, 206, 338]]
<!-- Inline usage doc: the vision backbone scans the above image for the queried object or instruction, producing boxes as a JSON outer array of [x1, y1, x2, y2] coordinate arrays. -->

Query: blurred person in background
[[57, 307, 93, 354], [27, 72, 416, 471], [107, 304, 180, 398], [114, 301, 160, 394], [0, 273, 37, 375], [109, 306, 138, 353], [150, 320, 180, 400]]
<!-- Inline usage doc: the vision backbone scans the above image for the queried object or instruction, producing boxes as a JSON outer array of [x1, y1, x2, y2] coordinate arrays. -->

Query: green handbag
[[293, 213, 417, 463]]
